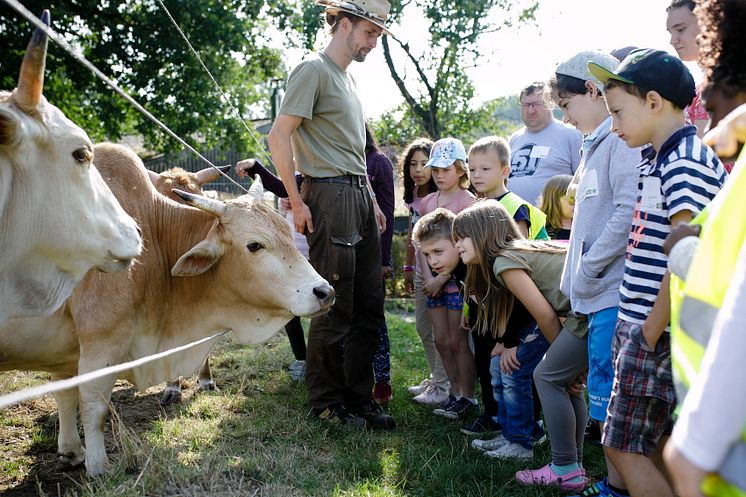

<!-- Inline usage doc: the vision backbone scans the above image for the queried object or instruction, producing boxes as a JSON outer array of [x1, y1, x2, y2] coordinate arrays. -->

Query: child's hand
[[423, 276, 445, 297], [500, 346, 521, 374], [491, 342, 505, 357], [567, 369, 588, 397], [404, 272, 414, 294], [460, 312, 470, 331]]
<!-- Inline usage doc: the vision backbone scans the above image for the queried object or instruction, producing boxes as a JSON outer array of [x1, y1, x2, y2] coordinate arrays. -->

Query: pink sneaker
[[515, 464, 588, 491]]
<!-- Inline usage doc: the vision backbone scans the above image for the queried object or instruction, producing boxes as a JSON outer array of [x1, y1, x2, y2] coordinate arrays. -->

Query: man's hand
[[663, 224, 701, 255], [500, 346, 520, 374], [374, 201, 386, 233], [663, 442, 707, 497], [291, 201, 314, 234]]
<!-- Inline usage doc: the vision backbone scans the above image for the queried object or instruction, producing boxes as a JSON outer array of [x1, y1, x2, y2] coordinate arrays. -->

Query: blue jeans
[[491, 324, 550, 449]]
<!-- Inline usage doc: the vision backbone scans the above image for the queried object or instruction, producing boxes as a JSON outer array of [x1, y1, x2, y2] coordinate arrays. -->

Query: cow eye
[[247, 242, 264, 253], [72, 147, 92, 164]]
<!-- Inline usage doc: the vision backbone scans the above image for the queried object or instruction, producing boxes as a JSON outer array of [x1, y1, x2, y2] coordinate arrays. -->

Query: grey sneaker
[[412, 383, 449, 405], [288, 360, 306, 381], [407, 378, 430, 395], [484, 441, 534, 460], [471, 434, 508, 452]]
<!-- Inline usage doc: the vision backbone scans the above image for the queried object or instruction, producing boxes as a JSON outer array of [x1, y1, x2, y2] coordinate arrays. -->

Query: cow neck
[[152, 196, 217, 277]]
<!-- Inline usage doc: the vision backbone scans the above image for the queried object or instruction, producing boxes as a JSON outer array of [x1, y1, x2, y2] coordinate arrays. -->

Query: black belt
[[305, 175, 366, 187]]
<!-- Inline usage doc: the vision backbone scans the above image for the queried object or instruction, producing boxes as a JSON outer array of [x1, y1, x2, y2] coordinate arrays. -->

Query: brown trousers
[[301, 178, 384, 410]]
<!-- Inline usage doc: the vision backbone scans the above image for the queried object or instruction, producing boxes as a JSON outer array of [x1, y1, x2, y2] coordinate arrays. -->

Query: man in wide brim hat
[[316, 0, 393, 36]]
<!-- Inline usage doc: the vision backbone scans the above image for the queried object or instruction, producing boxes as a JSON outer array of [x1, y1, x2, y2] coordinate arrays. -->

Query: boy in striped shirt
[[588, 49, 727, 497]]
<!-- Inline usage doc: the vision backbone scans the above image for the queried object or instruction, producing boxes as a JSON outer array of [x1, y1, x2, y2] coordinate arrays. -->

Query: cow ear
[[0, 110, 19, 146], [171, 237, 224, 277]]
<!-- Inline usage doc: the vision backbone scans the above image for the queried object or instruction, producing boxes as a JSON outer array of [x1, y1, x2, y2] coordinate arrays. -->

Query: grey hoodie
[[560, 118, 640, 315]]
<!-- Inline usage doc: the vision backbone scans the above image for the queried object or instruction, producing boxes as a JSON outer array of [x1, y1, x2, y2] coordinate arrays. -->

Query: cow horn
[[172, 188, 227, 217], [15, 10, 50, 112], [194, 164, 231, 186], [248, 176, 265, 201]]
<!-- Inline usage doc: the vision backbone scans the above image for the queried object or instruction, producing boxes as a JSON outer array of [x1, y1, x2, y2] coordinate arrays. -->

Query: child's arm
[[515, 220, 529, 238], [501, 268, 562, 343], [404, 215, 416, 293], [423, 273, 450, 297], [643, 209, 694, 350]]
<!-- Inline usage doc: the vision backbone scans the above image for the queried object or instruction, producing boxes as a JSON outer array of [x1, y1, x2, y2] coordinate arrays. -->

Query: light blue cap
[[425, 137, 467, 168]]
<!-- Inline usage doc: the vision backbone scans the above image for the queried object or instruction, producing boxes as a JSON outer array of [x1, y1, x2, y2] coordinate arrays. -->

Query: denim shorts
[[425, 290, 463, 310], [587, 307, 617, 422], [602, 319, 675, 456]]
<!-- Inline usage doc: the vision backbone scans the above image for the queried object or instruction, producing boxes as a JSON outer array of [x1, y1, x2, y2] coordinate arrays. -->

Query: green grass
[[0, 310, 607, 496]]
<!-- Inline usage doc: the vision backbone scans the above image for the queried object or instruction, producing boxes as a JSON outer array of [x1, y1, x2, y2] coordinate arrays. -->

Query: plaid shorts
[[602, 319, 675, 456]]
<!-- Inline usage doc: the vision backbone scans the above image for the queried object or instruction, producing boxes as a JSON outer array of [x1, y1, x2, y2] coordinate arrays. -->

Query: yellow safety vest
[[500, 192, 549, 240], [670, 147, 746, 497]]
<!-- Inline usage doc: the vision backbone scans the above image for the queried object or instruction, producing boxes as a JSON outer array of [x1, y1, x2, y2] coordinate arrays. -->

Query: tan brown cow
[[0, 143, 334, 476], [0, 12, 142, 324], [147, 164, 233, 403]]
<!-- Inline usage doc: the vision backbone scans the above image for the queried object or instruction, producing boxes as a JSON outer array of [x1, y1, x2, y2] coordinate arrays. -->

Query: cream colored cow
[[0, 143, 334, 476], [0, 12, 142, 325]]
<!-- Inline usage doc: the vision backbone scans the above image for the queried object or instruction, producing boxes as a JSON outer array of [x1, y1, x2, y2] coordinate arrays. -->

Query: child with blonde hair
[[417, 137, 476, 419], [539, 174, 574, 241]]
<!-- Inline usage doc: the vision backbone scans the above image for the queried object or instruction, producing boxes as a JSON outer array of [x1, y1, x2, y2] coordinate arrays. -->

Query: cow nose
[[313, 284, 335, 306]]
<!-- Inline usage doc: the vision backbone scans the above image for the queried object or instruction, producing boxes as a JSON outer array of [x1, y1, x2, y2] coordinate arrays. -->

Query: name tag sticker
[[580, 169, 599, 201], [529, 146, 550, 159], [640, 176, 664, 210]]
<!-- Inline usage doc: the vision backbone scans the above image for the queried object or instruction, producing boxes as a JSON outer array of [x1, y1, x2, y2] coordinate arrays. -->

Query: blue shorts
[[425, 291, 463, 310], [587, 307, 617, 422]]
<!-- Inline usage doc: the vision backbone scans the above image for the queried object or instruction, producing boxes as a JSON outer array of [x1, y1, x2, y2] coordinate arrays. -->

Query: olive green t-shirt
[[493, 249, 588, 338], [279, 52, 366, 177]]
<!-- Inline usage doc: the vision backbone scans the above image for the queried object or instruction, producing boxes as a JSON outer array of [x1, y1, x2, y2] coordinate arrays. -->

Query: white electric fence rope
[[2, 0, 249, 194], [155, 0, 275, 167], [0, 330, 230, 410]]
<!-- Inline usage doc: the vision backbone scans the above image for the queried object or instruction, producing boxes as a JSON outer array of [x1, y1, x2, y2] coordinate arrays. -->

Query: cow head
[[0, 11, 142, 324], [169, 189, 334, 339], [147, 165, 231, 201]]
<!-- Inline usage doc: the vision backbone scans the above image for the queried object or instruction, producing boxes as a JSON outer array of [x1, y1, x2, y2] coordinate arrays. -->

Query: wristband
[[402, 265, 414, 273]]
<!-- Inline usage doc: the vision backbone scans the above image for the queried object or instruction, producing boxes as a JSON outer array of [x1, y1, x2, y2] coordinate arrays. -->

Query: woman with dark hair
[[364, 125, 396, 404]]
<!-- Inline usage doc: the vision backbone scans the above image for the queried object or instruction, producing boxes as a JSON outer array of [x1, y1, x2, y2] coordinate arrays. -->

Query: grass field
[[0, 303, 606, 496]]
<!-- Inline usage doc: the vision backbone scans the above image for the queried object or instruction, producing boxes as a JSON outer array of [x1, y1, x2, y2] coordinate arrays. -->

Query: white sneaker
[[471, 434, 508, 452], [407, 378, 430, 395], [484, 441, 534, 460], [412, 384, 449, 405]]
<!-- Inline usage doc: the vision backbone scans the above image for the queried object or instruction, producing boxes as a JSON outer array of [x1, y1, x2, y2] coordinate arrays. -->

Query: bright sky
[[291, 0, 701, 119]]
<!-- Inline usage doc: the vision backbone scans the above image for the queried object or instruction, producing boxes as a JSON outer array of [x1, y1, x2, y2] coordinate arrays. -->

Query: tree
[[380, 0, 538, 139], [0, 0, 296, 154], [371, 94, 523, 150]]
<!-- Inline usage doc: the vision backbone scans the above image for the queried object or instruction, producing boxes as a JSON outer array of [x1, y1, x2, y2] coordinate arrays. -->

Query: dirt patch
[[0, 375, 201, 497]]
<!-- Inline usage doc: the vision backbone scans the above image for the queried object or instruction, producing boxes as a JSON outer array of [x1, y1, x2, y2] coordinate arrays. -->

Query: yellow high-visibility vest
[[500, 191, 548, 240], [671, 147, 746, 497]]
